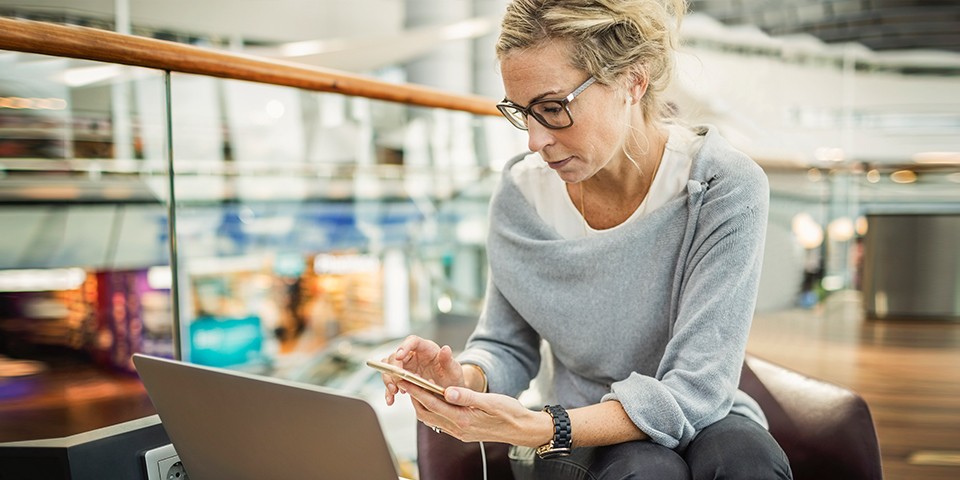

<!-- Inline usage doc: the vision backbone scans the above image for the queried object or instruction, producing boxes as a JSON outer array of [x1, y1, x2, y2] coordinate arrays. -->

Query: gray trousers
[[509, 413, 793, 480]]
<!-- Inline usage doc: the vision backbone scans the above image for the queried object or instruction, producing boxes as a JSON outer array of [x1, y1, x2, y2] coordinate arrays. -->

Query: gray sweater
[[458, 126, 769, 451]]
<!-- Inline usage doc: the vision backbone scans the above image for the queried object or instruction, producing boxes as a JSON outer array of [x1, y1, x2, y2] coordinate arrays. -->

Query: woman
[[380, 0, 792, 478]]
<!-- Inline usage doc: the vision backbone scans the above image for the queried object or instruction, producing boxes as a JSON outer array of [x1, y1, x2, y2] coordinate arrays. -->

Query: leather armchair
[[416, 355, 882, 480]]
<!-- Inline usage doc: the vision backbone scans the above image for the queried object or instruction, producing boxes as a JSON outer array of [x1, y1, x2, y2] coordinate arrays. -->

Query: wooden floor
[[747, 290, 960, 480]]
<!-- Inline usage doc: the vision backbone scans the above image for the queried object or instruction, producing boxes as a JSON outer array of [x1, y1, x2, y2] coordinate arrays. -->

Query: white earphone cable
[[479, 441, 488, 480]]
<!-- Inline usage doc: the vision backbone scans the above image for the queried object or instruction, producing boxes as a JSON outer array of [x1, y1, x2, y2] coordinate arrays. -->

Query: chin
[[556, 170, 587, 184]]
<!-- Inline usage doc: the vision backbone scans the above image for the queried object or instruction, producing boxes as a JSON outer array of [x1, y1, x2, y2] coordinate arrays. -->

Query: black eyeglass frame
[[496, 76, 597, 131]]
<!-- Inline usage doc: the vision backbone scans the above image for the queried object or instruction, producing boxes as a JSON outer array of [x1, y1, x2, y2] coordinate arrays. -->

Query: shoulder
[[691, 126, 769, 209]]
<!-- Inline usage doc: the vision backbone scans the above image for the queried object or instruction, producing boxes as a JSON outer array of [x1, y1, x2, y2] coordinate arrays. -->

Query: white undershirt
[[511, 124, 702, 239]]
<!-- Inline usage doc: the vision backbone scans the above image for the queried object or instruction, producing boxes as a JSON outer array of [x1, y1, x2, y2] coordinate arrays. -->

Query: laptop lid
[[132, 353, 400, 480]]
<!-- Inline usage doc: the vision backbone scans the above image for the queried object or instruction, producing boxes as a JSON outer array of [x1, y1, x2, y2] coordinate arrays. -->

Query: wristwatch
[[536, 404, 572, 459]]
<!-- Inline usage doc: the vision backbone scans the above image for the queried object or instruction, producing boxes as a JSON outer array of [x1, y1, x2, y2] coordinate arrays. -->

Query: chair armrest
[[740, 355, 883, 480]]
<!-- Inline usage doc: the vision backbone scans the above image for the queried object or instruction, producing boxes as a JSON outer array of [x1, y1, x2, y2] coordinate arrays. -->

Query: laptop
[[132, 353, 406, 480]]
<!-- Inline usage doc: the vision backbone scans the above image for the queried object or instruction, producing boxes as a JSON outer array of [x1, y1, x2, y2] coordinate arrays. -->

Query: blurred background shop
[[0, 0, 958, 478]]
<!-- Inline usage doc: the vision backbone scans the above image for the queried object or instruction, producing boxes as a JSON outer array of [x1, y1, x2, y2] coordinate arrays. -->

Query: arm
[[605, 168, 770, 450], [568, 401, 649, 447]]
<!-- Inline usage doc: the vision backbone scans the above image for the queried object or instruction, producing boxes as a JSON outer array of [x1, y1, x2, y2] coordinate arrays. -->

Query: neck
[[587, 122, 667, 199], [572, 123, 668, 230]]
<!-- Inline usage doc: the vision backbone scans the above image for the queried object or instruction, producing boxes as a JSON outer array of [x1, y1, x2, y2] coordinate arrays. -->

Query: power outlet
[[162, 459, 189, 479], [144, 443, 189, 480]]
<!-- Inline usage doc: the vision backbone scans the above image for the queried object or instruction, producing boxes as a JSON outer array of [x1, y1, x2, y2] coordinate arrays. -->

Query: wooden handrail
[[0, 16, 500, 116]]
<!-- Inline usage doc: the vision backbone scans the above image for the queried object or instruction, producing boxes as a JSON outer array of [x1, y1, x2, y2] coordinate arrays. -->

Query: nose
[[526, 120, 555, 153]]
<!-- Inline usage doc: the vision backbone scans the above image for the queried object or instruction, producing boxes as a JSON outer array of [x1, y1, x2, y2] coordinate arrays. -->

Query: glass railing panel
[[0, 51, 171, 442]]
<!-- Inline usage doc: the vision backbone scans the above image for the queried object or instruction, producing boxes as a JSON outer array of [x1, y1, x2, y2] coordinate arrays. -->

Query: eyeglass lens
[[499, 105, 528, 129], [530, 101, 570, 128], [498, 101, 571, 130]]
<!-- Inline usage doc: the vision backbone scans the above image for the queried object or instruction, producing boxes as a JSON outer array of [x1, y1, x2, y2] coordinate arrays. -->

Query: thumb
[[443, 386, 478, 407]]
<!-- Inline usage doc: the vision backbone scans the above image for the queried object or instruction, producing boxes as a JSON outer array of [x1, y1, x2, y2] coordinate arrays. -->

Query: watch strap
[[536, 404, 572, 459]]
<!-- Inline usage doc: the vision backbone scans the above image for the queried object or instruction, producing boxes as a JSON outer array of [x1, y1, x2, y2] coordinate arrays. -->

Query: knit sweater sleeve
[[457, 275, 543, 397], [602, 160, 770, 451]]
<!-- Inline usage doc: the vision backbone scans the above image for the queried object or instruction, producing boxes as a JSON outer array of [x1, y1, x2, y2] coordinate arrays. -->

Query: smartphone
[[366, 359, 446, 396]]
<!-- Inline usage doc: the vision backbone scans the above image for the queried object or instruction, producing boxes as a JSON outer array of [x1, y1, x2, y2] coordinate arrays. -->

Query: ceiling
[[3, 0, 960, 54], [0, 0, 407, 44], [690, 0, 960, 53]]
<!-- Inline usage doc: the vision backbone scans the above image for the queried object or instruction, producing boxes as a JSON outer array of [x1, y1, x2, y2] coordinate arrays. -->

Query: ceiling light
[[59, 64, 122, 87], [890, 170, 917, 184], [791, 212, 823, 249], [814, 147, 844, 163], [0, 97, 67, 110], [828, 217, 856, 242], [0, 268, 87, 292], [856, 216, 868, 236], [148, 266, 172, 290]]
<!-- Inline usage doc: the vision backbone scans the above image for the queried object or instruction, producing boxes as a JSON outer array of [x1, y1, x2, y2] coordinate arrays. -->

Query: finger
[[381, 376, 399, 405], [408, 384, 491, 443], [375, 358, 402, 403], [402, 380, 453, 416], [439, 344, 453, 356], [394, 335, 426, 362], [396, 337, 443, 369], [443, 386, 478, 407], [437, 345, 456, 367], [383, 379, 401, 406], [408, 391, 434, 419], [405, 383, 450, 428], [417, 344, 461, 386]]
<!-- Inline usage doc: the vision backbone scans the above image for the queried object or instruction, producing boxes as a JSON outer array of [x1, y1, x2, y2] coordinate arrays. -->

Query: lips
[[547, 156, 572, 170]]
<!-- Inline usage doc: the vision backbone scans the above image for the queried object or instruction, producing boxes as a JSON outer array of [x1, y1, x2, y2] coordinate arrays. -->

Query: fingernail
[[446, 388, 460, 402]]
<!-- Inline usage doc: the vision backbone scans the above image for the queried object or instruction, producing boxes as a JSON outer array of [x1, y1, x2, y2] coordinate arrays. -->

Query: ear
[[627, 67, 649, 105]]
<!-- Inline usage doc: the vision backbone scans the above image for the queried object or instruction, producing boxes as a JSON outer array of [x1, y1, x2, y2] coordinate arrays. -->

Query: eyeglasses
[[496, 76, 597, 131]]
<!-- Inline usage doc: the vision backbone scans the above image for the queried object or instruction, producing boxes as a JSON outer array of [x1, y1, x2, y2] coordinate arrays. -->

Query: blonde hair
[[497, 0, 687, 123]]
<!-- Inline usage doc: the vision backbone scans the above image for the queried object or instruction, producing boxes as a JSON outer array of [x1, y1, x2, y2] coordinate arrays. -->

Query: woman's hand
[[379, 335, 465, 406], [378, 335, 553, 447], [403, 382, 552, 448]]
